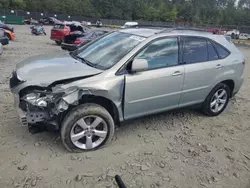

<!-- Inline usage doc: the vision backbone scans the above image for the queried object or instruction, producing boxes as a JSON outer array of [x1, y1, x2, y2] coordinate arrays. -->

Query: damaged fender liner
[[20, 88, 94, 127]]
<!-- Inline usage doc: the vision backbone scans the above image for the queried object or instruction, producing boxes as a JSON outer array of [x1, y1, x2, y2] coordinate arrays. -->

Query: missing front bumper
[[14, 93, 50, 126], [16, 107, 28, 126]]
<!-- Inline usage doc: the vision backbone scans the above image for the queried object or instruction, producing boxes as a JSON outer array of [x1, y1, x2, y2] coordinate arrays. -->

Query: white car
[[121, 22, 138, 28], [0, 43, 3, 55], [81, 21, 91, 26], [226, 29, 240, 39], [239, 33, 250, 40]]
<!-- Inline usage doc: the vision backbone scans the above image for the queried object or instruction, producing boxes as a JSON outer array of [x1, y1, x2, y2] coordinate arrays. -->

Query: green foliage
[[1, 0, 250, 25]]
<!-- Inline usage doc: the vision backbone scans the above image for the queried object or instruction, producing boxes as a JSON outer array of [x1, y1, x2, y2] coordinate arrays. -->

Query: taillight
[[64, 26, 70, 34], [74, 39, 83, 44]]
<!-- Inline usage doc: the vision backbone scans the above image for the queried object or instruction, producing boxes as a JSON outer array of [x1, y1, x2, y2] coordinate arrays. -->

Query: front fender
[[59, 76, 125, 122]]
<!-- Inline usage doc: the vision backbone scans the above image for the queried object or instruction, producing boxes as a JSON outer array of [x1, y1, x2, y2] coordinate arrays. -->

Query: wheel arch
[[220, 79, 235, 97], [78, 95, 120, 125], [4, 31, 11, 39]]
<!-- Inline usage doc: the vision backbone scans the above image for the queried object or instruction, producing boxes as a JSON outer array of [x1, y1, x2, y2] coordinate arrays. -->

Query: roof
[[120, 28, 162, 37], [119, 27, 214, 38]]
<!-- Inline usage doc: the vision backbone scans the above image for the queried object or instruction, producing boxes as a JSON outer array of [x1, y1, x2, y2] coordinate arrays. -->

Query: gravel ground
[[0, 25, 250, 188]]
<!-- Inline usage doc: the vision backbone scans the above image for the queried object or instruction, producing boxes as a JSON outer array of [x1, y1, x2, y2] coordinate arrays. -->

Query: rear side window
[[211, 42, 230, 59], [53, 24, 64, 29], [183, 37, 208, 64], [207, 41, 219, 61]]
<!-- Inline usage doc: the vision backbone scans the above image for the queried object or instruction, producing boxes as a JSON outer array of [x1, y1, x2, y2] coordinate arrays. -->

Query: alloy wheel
[[210, 89, 228, 113], [70, 115, 108, 150]]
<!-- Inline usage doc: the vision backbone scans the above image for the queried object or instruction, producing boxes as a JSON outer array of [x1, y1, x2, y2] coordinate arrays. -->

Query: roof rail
[[125, 24, 213, 34], [158, 27, 212, 34], [128, 24, 174, 29]]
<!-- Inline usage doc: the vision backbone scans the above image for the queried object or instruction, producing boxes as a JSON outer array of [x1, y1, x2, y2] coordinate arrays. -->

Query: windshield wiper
[[76, 56, 96, 68], [69, 52, 106, 70], [70, 52, 96, 68]]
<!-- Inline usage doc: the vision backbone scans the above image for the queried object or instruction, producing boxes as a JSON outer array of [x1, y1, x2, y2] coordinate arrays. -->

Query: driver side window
[[135, 37, 179, 70]]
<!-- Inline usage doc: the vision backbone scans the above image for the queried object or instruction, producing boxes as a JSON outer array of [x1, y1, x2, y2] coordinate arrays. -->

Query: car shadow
[[116, 107, 205, 136]]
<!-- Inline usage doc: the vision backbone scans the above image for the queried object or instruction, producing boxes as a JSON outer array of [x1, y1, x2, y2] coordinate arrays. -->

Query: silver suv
[[10, 27, 245, 152]]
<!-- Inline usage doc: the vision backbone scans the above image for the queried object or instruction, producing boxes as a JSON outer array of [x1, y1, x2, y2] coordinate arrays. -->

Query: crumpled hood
[[16, 52, 102, 84]]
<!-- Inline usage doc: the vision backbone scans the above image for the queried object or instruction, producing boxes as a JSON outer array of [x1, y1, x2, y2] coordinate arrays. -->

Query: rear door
[[179, 37, 222, 107]]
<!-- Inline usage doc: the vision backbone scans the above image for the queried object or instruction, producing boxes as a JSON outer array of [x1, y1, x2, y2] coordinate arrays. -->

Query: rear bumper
[[61, 43, 77, 51], [0, 37, 9, 45], [232, 77, 244, 97], [50, 37, 63, 41]]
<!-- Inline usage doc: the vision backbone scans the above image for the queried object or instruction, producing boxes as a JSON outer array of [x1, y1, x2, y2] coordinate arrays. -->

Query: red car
[[50, 23, 70, 45], [50, 23, 89, 45]]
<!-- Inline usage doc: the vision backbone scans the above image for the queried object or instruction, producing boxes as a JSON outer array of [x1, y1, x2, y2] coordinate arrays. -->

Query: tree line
[[1, 0, 250, 25]]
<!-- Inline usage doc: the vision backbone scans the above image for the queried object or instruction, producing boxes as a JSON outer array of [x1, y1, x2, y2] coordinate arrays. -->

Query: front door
[[124, 37, 184, 120]]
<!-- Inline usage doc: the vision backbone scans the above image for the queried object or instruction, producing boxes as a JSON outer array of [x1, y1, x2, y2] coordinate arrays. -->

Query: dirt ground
[[0, 25, 250, 188]]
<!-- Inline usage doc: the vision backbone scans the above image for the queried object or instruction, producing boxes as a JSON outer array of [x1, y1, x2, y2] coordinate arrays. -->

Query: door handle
[[216, 64, 223, 69], [172, 71, 183, 76]]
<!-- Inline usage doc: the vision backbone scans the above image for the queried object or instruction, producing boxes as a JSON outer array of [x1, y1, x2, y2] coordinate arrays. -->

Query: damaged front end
[[19, 86, 90, 132]]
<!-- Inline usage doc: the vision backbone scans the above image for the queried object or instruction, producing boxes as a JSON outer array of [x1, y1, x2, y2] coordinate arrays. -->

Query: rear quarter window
[[211, 41, 230, 59], [207, 41, 219, 61]]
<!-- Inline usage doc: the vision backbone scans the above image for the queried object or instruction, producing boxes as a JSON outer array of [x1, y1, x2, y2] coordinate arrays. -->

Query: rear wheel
[[202, 83, 230, 116], [231, 33, 235, 39], [61, 103, 115, 152]]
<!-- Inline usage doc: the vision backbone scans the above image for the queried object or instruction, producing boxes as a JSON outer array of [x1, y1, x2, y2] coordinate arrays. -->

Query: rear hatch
[[51, 24, 70, 40], [64, 31, 86, 44]]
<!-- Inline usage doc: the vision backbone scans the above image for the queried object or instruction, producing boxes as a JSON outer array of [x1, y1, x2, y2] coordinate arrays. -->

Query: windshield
[[76, 32, 145, 69]]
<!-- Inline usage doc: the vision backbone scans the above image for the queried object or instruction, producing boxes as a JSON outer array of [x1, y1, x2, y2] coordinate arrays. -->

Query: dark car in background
[[61, 30, 108, 51], [39, 17, 60, 25], [24, 18, 39, 25], [0, 29, 9, 46], [0, 22, 14, 32]]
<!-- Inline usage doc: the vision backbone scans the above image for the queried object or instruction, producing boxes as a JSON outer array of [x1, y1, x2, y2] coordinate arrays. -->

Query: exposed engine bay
[[19, 86, 90, 131]]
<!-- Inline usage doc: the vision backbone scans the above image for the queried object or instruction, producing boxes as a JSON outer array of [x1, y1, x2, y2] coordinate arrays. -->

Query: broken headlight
[[55, 86, 78, 112], [22, 93, 54, 108]]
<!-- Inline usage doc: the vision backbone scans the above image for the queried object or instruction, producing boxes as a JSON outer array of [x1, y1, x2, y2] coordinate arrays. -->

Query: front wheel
[[202, 83, 230, 116], [61, 103, 115, 152], [4, 33, 11, 40], [55, 40, 62, 45]]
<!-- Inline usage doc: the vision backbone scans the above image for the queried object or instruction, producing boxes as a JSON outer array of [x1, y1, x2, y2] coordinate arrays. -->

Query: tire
[[231, 33, 235, 39], [61, 103, 115, 152], [55, 40, 62, 45], [202, 83, 230, 116], [4, 33, 11, 40]]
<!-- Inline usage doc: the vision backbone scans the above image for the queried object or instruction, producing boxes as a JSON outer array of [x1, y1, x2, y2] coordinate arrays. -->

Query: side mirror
[[131, 59, 148, 72]]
